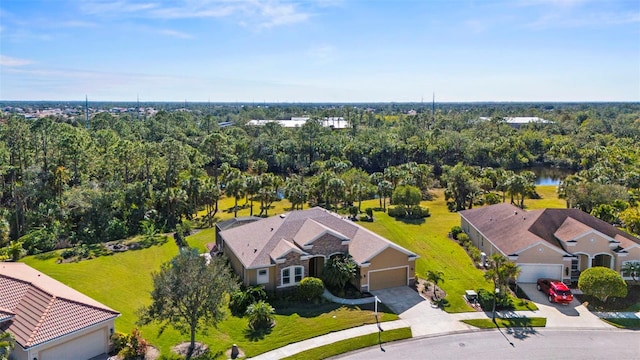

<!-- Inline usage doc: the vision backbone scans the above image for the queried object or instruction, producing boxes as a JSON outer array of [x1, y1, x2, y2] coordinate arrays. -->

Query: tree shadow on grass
[[497, 316, 539, 341], [392, 217, 425, 225], [34, 252, 58, 261], [243, 325, 273, 342]]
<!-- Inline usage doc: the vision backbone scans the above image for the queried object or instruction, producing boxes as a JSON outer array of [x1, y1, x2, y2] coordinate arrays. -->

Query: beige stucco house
[[0, 262, 120, 360], [459, 203, 640, 283], [216, 207, 418, 292]]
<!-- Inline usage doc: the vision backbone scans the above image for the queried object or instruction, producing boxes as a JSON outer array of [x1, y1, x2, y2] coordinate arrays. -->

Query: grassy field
[[359, 185, 562, 313], [461, 317, 547, 329], [21, 196, 398, 358], [20, 185, 562, 355], [282, 327, 412, 360]]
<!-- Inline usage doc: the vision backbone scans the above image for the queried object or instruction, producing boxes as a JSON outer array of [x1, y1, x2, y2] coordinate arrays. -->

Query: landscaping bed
[[575, 284, 640, 312]]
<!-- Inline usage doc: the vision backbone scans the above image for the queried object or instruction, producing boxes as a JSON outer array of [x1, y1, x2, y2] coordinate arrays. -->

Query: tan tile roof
[[0, 262, 119, 349], [221, 207, 417, 268], [460, 203, 640, 256], [0, 307, 13, 323]]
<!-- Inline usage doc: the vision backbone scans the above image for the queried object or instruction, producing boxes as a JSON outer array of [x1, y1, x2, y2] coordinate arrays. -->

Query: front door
[[309, 256, 325, 278]]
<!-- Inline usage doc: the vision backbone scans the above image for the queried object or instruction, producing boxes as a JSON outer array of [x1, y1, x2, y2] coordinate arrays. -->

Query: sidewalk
[[249, 287, 622, 359], [249, 319, 410, 360]]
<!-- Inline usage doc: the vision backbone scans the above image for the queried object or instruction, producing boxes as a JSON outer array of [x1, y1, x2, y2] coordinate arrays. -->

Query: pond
[[520, 166, 575, 186]]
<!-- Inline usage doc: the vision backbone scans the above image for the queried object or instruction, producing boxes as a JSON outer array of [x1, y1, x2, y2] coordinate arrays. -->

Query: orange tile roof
[[0, 262, 119, 349]]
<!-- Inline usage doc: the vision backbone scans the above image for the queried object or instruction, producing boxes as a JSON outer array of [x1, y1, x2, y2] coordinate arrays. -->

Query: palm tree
[[246, 300, 275, 330], [425, 270, 444, 301], [225, 177, 245, 218], [322, 255, 357, 295]]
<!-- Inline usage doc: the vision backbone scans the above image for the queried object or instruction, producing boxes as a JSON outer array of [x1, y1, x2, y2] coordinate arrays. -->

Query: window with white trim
[[621, 261, 640, 280], [281, 266, 304, 286]]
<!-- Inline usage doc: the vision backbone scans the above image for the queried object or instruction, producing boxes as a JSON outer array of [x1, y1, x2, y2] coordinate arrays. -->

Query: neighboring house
[[478, 116, 552, 129], [459, 203, 640, 283], [0, 262, 120, 360], [216, 207, 418, 292], [247, 117, 350, 129]]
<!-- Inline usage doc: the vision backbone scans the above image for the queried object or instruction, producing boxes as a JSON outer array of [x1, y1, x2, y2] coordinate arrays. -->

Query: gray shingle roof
[[220, 207, 417, 268], [460, 203, 640, 256]]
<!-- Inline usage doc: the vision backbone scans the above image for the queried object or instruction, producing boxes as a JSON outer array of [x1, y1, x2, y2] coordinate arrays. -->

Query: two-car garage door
[[368, 267, 408, 291], [517, 264, 563, 283]]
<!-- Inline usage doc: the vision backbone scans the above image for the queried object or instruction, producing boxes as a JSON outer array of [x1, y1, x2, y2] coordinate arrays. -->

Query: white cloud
[[0, 55, 33, 67], [156, 29, 194, 39], [78, 0, 313, 28]]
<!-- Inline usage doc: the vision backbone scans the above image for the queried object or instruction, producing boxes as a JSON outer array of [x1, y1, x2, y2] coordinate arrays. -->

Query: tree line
[[0, 103, 639, 257]]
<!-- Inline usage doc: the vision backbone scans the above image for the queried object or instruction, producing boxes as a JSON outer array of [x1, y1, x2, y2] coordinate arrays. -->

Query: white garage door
[[40, 328, 107, 360], [517, 264, 562, 283]]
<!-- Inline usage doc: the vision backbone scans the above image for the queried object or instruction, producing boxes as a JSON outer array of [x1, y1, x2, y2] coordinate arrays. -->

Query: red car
[[536, 278, 573, 304]]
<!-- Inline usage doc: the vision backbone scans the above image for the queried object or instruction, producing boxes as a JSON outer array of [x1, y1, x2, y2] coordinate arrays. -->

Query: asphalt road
[[334, 329, 640, 360]]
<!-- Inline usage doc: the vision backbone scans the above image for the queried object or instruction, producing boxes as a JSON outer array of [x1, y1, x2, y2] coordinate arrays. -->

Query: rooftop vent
[[253, 248, 257, 253]]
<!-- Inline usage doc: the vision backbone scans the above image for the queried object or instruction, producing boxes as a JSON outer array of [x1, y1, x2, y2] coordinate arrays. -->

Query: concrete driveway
[[371, 286, 475, 336], [517, 283, 612, 328]]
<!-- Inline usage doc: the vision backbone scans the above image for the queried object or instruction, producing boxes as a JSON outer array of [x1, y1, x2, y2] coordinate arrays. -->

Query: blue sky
[[1, 0, 639, 102]]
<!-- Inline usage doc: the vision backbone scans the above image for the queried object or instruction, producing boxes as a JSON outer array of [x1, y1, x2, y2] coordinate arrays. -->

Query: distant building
[[247, 117, 349, 129], [479, 116, 552, 129]]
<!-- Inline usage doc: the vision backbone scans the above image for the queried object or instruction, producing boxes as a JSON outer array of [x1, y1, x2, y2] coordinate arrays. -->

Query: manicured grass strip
[[282, 327, 412, 360], [462, 317, 547, 329], [602, 318, 640, 329]]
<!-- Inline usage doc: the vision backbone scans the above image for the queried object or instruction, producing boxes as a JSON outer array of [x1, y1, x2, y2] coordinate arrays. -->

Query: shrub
[[578, 267, 628, 303], [387, 206, 405, 218], [450, 226, 463, 240], [112, 328, 148, 360], [229, 285, 268, 316], [457, 233, 471, 249], [246, 300, 275, 330], [365, 208, 373, 218], [476, 288, 512, 311], [484, 193, 501, 205], [297, 277, 324, 301], [468, 247, 482, 265]]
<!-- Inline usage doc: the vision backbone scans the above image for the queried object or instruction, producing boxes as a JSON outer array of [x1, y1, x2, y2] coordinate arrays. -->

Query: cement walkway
[[249, 286, 626, 359]]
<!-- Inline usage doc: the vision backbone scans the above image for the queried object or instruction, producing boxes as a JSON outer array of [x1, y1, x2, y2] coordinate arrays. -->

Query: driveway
[[371, 286, 475, 336], [517, 283, 612, 328]]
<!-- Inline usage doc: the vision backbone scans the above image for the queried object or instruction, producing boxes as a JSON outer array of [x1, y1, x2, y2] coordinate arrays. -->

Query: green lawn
[[19, 185, 561, 355], [22, 225, 397, 358], [461, 317, 547, 329], [359, 186, 562, 313], [282, 327, 412, 360]]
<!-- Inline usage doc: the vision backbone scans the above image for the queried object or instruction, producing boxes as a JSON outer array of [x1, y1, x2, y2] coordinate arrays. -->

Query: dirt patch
[[172, 342, 208, 358], [145, 345, 160, 360]]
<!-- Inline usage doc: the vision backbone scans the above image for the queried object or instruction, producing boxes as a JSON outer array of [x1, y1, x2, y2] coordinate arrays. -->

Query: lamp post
[[492, 287, 499, 323]]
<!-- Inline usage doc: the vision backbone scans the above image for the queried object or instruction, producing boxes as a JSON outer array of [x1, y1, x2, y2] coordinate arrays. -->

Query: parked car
[[536, 278, 573, 304]]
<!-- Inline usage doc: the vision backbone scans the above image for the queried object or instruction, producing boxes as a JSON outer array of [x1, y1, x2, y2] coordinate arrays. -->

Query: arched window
[[281, 266, 304, 286]]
